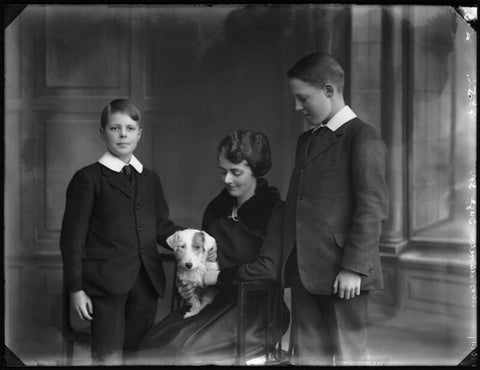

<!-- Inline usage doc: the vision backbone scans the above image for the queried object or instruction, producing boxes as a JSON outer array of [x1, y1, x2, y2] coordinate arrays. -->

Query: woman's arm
[[215, 201, 284, 287], [238, 201, 284, 281]]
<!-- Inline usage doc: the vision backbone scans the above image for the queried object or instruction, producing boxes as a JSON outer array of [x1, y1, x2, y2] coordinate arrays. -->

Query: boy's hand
[[177, 280, 195, 300], [71, 290, 93, 320], [333, 269, 361, 299]]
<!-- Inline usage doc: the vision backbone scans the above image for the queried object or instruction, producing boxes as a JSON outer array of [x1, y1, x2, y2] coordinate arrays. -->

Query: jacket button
[[297, 194, 303, 200], [135, 203, 140, 210], [369, 268, 373, 273], [140, 248, 145, 254], [137, 226, 143, 232]]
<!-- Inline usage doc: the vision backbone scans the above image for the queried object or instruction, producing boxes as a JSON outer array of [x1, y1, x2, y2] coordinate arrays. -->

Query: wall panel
[[39, 5, 130, 97], [350, 6, 382, 132], [409, 6, 456, 236], [5, 17, 21, 99], [144, 8, 200, 101], [398, 250, 475, 338], [43, 115, 104, 233], [5, 111, 22, 255]]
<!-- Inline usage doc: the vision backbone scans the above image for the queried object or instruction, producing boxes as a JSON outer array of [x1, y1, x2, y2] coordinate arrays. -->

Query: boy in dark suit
[[281, 53, 389, 365], [60, 99, 184, 364]]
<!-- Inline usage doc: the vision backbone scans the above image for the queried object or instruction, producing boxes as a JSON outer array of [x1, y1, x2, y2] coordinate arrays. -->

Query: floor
[[5, 290, 475, 366]]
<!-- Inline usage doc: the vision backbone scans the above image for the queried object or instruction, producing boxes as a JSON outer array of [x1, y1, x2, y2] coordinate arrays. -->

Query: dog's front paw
[[183, 310, 198, 319]]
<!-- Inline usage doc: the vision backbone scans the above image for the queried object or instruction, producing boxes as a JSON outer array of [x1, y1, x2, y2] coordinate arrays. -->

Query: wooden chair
[[236, 280, 289, 365], [170, 269, 289, 365]]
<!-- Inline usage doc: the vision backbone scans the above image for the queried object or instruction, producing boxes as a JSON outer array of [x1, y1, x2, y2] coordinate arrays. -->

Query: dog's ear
[[202, 231, 217, 252], [166, 231, 180, 250]]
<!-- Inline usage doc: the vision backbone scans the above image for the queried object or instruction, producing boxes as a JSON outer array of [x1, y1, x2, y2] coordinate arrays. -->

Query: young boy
[[281, 53, 389, 365], [60, 99, 184, 364]]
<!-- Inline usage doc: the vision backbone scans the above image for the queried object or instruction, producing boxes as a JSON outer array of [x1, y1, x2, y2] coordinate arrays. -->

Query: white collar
[[98, 151, 143, 173], [312, 105, 357, 133]]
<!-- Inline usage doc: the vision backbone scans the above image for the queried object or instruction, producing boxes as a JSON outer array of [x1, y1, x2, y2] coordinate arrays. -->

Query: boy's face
[[100, 112, 142, 163], [289, 78, 333, 128]]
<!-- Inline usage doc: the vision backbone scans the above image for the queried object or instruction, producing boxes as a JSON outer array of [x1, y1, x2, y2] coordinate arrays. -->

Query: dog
[[167, 229, 219, 318]]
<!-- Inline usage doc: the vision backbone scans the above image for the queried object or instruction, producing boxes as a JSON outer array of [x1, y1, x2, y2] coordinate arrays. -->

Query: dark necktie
[[122, 165, 133, 182]]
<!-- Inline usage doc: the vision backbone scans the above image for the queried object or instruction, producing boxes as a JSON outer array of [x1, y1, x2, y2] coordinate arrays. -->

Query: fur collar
[[202, 178, 281, 237]]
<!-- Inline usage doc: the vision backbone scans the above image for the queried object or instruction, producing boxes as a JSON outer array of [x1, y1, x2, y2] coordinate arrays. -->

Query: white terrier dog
[[167, 229, 219, 318]]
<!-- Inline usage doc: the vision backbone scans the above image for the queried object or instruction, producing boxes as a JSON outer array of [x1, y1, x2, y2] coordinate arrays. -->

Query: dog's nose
[[185, 262, 193, 269]]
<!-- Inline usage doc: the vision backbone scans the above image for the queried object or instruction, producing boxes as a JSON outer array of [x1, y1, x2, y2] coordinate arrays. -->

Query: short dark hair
[[287, 52, 345, 92], [100, 99, 141, 129], [217, 129, 272, 178]]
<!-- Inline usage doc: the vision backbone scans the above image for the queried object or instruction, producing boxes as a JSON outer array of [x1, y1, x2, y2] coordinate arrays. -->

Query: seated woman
[[135, 129, 289, 365]]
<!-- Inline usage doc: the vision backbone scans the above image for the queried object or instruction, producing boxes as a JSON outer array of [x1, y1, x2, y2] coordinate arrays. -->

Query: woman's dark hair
[[287, 52, 345, 92], [100, 99, 141, 129], [217, 129, 272, 177]]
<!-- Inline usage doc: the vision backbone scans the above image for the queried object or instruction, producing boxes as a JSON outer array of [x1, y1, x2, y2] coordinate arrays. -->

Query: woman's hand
[[71, 290, 93, 320], [207, 247, 217, 262], [333, 269, 361, 299], [206, 238, 217, 262], [177, 280, 195, 300], [203, 269, 220, 286]]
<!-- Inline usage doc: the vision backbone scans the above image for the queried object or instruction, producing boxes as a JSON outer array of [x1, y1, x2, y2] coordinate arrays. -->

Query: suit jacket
[[281, 118, 389, 295], [60, 162, 181, 297]]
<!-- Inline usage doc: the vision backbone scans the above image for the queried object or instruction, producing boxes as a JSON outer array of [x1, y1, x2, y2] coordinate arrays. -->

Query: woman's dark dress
[[136, 179, 289, 365]]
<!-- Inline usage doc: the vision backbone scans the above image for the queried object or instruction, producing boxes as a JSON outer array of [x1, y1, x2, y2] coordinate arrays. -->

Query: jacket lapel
[[301, 121, 350, 167], [102, 166, 136, 201], [302, 130, 337, 167], [135, 170, 148, 205]]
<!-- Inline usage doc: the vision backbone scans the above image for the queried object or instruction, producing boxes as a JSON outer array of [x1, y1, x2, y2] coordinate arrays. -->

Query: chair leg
[[287, 295, 296, 363], [236, 282, 289, 365], [62, 337, 74, 366], [236, 286, 247, 365], [265, 290, 286, 365], [265, 290, 272, 362], [62, 286, 73, 366], [273, 291, 283, 362]]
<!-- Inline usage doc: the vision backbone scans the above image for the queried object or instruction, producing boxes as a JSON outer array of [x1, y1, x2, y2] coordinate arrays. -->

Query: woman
[[135, 129, 289, 365]]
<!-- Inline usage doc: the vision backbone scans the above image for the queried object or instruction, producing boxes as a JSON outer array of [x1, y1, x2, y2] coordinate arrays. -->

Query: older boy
[[281, 53, 389, 365]]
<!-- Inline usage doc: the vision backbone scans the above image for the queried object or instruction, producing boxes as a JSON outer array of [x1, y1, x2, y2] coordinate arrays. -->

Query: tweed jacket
[[60, 162, 181, 297], [281, 117, 389, 294]]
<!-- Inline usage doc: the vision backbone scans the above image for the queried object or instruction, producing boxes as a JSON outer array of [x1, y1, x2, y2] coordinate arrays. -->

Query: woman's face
[[218, 151, 257, 206], [289, 78, 333, 128]]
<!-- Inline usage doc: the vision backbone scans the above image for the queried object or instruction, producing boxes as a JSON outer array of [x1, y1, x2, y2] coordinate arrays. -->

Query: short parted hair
[[217, 129, 272, 178], [287, 52, 345, 92], [100, 99, 141, 129]]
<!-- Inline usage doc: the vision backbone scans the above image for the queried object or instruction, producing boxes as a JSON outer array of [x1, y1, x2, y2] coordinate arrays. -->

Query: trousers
[[90, 263, 158, 365], [287, 249, 369, 365]]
